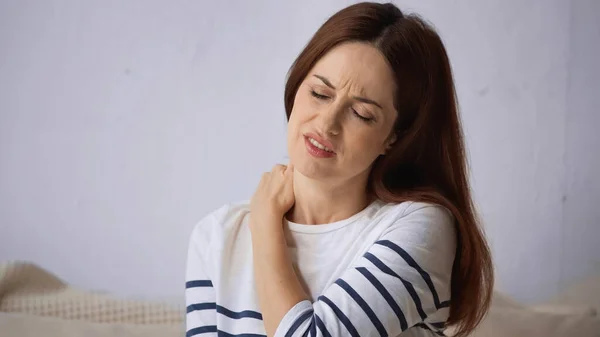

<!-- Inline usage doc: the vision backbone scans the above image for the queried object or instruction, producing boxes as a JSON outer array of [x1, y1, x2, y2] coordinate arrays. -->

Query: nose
[[317, 102, 343, 136]]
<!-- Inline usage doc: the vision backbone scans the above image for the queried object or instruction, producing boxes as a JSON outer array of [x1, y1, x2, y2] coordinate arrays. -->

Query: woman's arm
[[251, 203, 455, 337], [185, 217, 218, 336], [250, 221, 310, 336]]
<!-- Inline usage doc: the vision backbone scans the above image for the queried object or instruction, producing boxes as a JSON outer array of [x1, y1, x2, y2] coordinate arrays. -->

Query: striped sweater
[[185, 200, 456, 337]]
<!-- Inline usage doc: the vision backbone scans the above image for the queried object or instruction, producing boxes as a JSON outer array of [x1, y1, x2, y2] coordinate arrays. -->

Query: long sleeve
[[185, 216, 218, 337], [273, 204, 456, 337]]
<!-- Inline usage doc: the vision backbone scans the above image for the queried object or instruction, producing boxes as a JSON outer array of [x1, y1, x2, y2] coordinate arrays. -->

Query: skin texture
[[249, 42, 398, 336]]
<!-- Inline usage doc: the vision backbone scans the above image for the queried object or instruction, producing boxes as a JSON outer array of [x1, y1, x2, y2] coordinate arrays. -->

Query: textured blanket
[[0, 261, 184, 324]]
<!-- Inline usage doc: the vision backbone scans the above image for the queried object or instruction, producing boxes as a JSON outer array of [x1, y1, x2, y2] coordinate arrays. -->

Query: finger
[[285, 164, 294, 176], [273, 164, 286, 174], [284, 165, 294, 192]]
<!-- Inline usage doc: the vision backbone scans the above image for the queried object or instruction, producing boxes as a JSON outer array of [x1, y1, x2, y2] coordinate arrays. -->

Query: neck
[[286, 171, 371, 225]]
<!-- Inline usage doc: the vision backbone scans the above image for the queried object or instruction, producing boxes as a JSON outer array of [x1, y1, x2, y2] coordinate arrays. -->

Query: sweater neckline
[[284, 200, 382, 234]]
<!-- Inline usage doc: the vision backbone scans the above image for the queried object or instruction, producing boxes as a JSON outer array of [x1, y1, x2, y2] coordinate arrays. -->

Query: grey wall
[[1, 0, 598, 303], [562, 0, 600, 292]]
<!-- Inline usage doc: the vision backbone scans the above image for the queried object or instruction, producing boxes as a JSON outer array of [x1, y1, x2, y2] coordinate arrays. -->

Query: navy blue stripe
[[186, 280, 213, 288], [187, 303, 262, 320], [186, 325, 217, 336], [187, 302, 217, 313], [430, 322, 446, 330], [376, 240, 443, 309], [309, 315, 317, 337], [217, 331, 266, 337], [356, 267, 408, 330], [364, 252, 427, 320], [314, 314, 331, 337], [302, 316, 312, 337], [318, 295, 360, 337], [439, 300, 450, 308], [335, 279, 387, 337], [217, 305, 263, 320], [286, 309, 313, 337], [415, 323, 446, 336]]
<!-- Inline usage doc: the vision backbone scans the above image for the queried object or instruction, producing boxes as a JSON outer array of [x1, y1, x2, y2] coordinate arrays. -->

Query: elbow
[[278, 309, 316, 337]]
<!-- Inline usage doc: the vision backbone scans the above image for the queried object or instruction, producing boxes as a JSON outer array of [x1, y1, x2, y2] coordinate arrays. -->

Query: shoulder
[[404, 201, 453, 224], [189, 201, 251, 246], [382, 200, 454, 226], [379, 201, 456, 249]]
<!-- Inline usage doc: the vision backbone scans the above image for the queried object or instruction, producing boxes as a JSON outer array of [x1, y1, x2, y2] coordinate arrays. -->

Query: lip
[[304, 136, 336, 158], [304, 132, 336, 153]]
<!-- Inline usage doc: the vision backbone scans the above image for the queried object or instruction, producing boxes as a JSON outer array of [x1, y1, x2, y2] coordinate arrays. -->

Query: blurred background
[[1, 0, 598, 307]]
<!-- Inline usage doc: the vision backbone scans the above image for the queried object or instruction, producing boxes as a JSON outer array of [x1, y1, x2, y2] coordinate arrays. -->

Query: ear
[[381, 133, 397, 155]]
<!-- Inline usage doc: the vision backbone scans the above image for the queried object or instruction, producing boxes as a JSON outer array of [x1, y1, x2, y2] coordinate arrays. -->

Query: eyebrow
[[313, 74, 383, 110]]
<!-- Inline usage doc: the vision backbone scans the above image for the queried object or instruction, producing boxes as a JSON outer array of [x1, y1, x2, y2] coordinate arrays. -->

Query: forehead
[[308, 42, 396, 101]]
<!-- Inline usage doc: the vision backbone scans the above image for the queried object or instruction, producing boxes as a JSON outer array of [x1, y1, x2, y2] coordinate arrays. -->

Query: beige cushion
[[0, 261, 184, 325], [466, 306, 599, 337], [1, 287, 184, 325], [541, 275, 600, 311], [0, 312, 183, 337], [445, 290, 600, 337]]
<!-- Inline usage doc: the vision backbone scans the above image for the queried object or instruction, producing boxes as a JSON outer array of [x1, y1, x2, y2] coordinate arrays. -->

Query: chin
[[292, 153, 337, 180]]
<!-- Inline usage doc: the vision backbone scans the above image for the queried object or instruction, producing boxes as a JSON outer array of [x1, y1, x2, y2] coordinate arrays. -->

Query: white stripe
[[186, 287, 215, 305]]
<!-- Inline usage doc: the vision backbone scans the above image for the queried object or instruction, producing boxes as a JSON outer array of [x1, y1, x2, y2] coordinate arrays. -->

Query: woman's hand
[[249, 164, 295, 232], [248, 164, 307, 337]]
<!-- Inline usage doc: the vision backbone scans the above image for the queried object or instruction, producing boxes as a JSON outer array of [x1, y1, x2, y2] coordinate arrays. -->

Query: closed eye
[[311, 90, 374, 123], [352, 108, 374, 123], [310, 90, 330, 100]]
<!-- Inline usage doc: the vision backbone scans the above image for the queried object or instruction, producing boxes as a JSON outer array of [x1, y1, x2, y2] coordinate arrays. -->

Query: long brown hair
[[284, 2, 493, 336]]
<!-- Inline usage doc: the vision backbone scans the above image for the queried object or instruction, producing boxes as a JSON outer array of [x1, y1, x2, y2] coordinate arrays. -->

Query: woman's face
[[287, 42, 398, 185]]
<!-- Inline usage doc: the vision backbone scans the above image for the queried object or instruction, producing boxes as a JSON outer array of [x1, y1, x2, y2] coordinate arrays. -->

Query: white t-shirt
[[185, 200, 456, 337]]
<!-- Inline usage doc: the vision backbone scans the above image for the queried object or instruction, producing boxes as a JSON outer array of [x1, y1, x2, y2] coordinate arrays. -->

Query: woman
[[186, 2, 493, 337]]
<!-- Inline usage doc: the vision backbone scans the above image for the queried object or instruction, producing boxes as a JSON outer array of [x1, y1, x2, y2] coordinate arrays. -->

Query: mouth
[[307, 137, 335, 153], [304, 133, 336, 158], [304, 132, 335, 151]]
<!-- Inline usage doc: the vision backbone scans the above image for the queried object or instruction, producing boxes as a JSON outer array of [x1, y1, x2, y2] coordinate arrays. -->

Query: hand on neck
[[286, 170, 371, 225]]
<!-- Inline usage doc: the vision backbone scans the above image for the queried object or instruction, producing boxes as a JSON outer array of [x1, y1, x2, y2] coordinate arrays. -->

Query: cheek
[[344, 130, 387, 161], [287, 98, 309, 145], [289, 95, 314, 132], [293, 92, 313, 117], [287, 108, 302, 137]]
